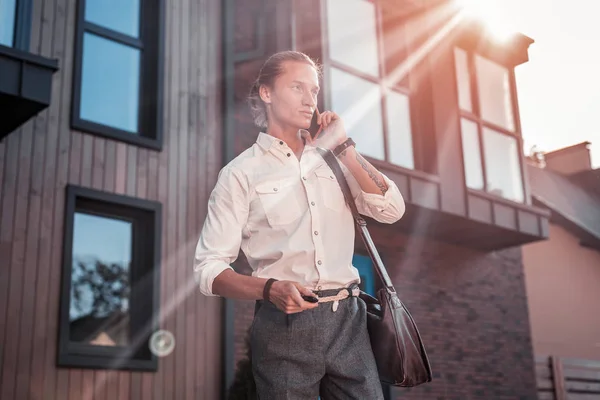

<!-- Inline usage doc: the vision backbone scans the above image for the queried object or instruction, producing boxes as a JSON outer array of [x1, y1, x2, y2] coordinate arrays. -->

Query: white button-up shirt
[[193, 132, 406, 296]]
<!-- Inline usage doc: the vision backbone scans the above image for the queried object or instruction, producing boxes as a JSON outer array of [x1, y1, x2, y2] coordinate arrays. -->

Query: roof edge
[[532, 195, 600, 248]]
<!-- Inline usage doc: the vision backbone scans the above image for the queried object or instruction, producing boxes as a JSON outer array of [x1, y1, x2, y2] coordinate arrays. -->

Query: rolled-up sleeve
[[193, 166, 249, 296], [341, 164, 406, 224]]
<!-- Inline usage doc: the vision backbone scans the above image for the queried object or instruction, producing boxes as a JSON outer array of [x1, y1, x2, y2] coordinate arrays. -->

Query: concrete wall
[[523, 223, 600, 359]]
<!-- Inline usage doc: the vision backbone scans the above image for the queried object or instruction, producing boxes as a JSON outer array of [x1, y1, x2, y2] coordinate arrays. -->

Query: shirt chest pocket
[[314, 169, 346, 212], [255, 180, 304, 226]]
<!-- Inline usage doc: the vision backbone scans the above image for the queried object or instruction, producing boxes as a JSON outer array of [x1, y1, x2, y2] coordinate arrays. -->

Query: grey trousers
[[250, 292, 384, 400]]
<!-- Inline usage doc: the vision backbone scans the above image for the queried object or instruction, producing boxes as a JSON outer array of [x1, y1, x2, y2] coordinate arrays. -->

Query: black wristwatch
[[333, 138, 356, 157]]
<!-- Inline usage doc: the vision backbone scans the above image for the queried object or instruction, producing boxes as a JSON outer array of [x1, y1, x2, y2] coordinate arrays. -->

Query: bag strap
[[316, 147, 395, 289]]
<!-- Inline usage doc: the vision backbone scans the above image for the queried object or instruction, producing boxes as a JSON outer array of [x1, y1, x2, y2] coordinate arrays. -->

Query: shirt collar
[[256, 130, 314, 152], [256, 132, 277, 151]]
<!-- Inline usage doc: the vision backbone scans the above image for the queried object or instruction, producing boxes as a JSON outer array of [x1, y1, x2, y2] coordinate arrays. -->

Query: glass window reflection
[[84, 0, 140, 38], [330, 67, 385, 161], [386, 90, 414, 169], [482, 128, 524, 202], [461, 118, 484, 190], [475, 55, 515, 131], [79, 33, 140, 133], [0, 0, 17, 47], [326, 0, 379, 77], [69, 212, 132, 347], [454, 48, 472, 112]]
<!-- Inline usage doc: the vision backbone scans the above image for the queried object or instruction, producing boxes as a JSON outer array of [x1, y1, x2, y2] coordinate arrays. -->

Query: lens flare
[[456, 0, 518, 42]]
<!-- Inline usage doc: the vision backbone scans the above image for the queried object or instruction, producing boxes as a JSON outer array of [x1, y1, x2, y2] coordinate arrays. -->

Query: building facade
[[523, 143, 600, 399], [1, 0, 550, 399], [524, 142, 600, 361]]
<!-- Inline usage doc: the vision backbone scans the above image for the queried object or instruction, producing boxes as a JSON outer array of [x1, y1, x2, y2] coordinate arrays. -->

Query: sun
[[455, 0, 519, 42]]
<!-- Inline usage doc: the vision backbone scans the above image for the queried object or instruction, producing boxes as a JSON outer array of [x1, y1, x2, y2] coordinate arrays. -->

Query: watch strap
[[333, 138, 356, 157]]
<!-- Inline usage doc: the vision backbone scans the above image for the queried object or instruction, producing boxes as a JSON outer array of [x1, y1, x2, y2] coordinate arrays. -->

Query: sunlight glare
[[456, 0, 519, 42]]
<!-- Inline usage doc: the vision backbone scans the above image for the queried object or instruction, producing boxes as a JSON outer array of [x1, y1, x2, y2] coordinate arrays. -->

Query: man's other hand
[[269, 281, 319, 314]]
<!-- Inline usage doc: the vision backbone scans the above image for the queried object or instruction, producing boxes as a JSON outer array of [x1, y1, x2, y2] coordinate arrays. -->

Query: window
[[454, 47, 525, 203], [0, 0, 17, 47], [0, 0, 32, 49], [71, 0, 164, 150], [325, 0, 424, 172], [58, 186, 162, 371]]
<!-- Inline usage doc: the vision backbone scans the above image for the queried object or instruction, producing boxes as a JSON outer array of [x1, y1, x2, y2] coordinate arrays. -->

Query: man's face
[[260, 61, 320, 130]]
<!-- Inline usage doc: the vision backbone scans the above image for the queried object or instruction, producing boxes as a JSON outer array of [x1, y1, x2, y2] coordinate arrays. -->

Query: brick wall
[[231, 224, 538, 400], [375, 227, 538, 400]]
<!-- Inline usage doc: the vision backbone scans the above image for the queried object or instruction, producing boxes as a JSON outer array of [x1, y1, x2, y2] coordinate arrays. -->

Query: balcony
[[0, 44, 59, 140], [368, 159, 551, 251]]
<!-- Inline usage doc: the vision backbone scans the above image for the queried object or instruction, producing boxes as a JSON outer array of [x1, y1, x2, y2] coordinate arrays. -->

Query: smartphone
[[307, 108, 321, 139], [302, 295, 319, 303]]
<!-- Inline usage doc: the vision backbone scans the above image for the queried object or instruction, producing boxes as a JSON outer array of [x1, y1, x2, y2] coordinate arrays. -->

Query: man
[[194, 50, 406, 399]]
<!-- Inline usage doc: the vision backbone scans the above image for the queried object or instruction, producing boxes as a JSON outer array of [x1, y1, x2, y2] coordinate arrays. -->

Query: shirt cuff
[[195, 262, 234, 297], [359, 173, 398, 212]]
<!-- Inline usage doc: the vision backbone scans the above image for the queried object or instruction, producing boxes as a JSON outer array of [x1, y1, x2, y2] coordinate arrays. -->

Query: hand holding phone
[[307, 108, 348, 151], [301, 295, 319, 303]]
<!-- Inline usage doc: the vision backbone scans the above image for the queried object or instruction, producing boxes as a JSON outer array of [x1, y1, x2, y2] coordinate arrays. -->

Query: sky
[[503, 0, 600, 167]]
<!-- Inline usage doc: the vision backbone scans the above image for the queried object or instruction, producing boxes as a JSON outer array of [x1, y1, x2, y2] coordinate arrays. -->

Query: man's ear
[[259, 85, 271, 105]]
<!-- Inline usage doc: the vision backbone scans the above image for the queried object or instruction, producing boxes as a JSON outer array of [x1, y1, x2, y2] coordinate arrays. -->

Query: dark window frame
[[1, 0, 33, 50], [71, 0, 164, 150], [321, 0, 436, 175], [454, 46, 527, 203], [58, 185, 162, 371]]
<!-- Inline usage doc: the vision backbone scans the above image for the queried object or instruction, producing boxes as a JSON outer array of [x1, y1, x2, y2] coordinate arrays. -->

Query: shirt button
[[287, 153, 291, 157], [317, 285, 322, 290], [311, 201, 315, 206], [314, 231, 319, 235], [330, 175, 334, 179], [317, 260, 322, 265], [273, 188, 278, 192], [279, 141, 284, 145], [302, 176, 307, 181]]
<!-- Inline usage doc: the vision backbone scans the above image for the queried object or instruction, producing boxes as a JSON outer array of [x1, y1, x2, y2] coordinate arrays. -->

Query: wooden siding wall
[[536, 356, 600, 400], [0, 0, 224, 399]]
